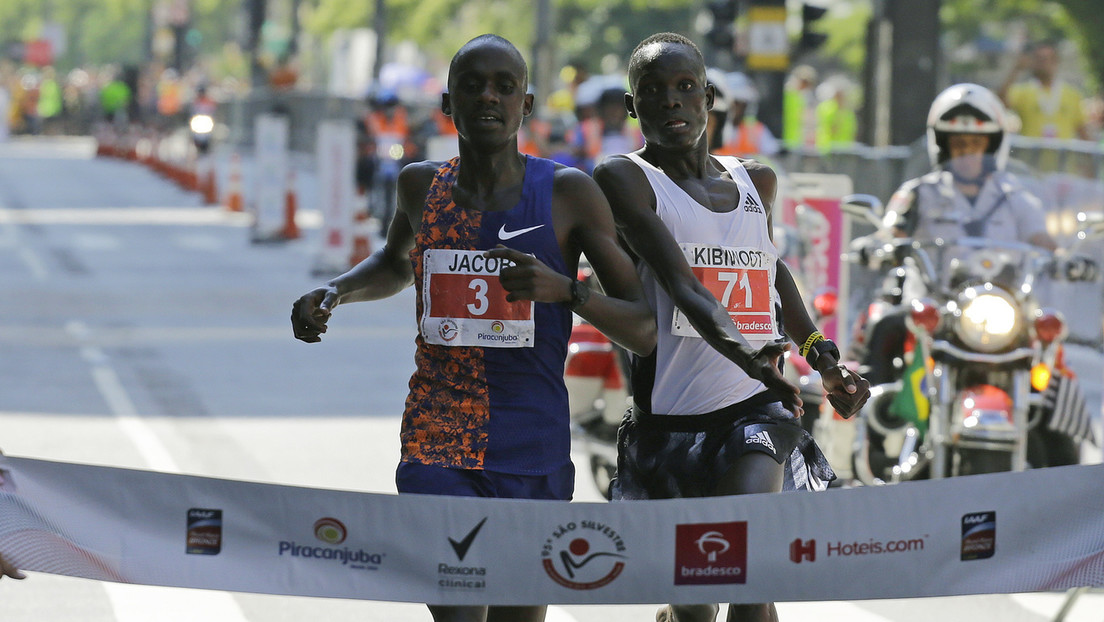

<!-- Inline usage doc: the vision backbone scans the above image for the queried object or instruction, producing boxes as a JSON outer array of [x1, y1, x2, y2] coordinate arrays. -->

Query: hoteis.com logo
[[674, 521, 747, 585]]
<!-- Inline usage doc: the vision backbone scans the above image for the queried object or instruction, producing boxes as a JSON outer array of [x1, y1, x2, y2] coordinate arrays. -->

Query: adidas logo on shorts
[[745, 430, 776, 453]]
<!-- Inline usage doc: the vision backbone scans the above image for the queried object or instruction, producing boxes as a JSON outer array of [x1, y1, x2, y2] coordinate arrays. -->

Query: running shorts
[[611, 396, 834, 500], [395, 461, 575, 501]]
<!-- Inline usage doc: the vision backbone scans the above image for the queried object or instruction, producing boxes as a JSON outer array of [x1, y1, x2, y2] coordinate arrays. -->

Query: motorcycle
[[842, 193, 1102, 484], [189, 112, 215, 155]]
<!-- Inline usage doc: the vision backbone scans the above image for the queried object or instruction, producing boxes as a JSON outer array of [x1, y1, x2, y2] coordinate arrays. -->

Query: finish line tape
[[1, 455, 1101, 605]]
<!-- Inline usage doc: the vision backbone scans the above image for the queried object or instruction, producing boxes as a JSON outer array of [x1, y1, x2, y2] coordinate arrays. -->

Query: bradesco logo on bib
[[421, 249, 535, 347], [672, 244, 780, 340]]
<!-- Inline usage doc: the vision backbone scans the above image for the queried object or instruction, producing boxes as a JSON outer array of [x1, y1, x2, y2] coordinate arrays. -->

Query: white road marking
[[0, 218, 48, 280], [0, 207, 253, 226], [65, 320, 252, 622]]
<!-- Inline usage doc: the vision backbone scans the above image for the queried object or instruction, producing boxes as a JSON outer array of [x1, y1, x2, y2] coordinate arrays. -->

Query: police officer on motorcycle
[[862, 83, 1059, 385], [884, 83, 1056, 252], [858, 83, 1088, 469]]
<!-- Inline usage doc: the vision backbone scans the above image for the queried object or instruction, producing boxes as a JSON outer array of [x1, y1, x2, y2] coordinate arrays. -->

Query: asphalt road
[[0, 137, 1100, 622]]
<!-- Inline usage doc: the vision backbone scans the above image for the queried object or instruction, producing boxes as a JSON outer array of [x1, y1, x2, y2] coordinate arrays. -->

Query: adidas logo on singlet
[[746, 430, 776, 453], [742, 193, 763, 214]]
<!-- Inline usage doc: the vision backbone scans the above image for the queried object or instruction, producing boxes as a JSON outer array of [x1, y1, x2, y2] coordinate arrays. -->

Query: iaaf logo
[[541, 520, 627, 590], [186, 508, 222, 556], [961, 511, 996, 561], [674, 522, 747, 585]]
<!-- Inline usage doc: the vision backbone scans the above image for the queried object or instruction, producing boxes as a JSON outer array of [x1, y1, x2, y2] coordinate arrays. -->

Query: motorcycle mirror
[[840, 193, 885, 227]]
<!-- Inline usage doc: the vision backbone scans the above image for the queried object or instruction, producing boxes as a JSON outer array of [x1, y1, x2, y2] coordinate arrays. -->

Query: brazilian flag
[[889, 339, 930, 435]]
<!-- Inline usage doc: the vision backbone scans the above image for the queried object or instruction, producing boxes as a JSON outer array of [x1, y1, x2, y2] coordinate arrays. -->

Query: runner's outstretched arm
[[291, 161, 432, 343]]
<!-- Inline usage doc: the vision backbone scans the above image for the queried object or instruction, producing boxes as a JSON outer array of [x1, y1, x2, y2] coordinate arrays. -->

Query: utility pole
[[532, 0, 555, 104], [373, 0, 386, 84], [246, 0, 267, 89]]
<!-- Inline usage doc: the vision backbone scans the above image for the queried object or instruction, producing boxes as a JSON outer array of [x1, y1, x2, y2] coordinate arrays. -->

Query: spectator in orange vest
[[713, 72, 779, 158], [364, 90, 416, 233], [268, 53, 299, 92]]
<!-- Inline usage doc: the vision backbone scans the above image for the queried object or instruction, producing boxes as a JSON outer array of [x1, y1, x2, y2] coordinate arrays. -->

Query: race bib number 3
[[421, 249, 535, 348], [672, 244, 780, 339]]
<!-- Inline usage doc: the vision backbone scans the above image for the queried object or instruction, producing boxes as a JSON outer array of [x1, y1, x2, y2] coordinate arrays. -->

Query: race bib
[[420, 249, 535, 348], [672, 244, 781, 340]]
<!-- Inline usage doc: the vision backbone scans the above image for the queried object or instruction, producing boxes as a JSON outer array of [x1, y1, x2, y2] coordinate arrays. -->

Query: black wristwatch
[[805, 338, 840, 370], [567, 279, 591, 311]]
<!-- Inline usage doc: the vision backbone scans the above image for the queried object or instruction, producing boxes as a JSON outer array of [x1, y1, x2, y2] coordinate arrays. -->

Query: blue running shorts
[[395, 461, 575, 501]]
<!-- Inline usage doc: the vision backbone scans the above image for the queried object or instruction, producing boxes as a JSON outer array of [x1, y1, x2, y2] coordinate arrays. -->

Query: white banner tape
[[1, 455, 1101, 605]]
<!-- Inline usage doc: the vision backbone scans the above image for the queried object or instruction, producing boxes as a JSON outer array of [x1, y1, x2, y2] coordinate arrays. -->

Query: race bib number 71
[[672, 244, 780, 340], [420, 249, 535, 348]]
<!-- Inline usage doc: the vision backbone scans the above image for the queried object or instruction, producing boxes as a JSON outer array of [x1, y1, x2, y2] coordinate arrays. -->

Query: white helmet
[[725, 72, 759, 104], [926, 83, 1010, 170]]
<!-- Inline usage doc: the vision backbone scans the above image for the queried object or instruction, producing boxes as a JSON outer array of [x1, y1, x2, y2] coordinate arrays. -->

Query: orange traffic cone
[[224, 153, 244, 212], [350, 210, 373, 266], [282, 169, 301, 239]]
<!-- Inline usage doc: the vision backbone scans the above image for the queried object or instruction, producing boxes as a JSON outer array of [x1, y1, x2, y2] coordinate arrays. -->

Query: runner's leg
[[428, 604, 487, 622], [486, 605, 548, 621], [715, 452, 783, 622]]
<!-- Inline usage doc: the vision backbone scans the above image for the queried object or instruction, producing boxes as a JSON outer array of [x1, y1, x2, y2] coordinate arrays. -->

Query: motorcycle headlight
[[955, 287, 1019, 352], [189, 114, 215, 135]]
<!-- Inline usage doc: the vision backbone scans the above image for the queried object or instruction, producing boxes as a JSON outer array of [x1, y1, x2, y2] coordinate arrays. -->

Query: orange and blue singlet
[[403, 155, 572, 475]]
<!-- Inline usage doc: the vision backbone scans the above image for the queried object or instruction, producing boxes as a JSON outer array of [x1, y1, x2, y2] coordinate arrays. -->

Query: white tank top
[[626, 153, 781, 415]]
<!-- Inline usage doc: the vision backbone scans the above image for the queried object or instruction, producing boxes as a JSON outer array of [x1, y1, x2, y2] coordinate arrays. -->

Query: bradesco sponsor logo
[[277, 517, 385, 571], [439, 517, 488, 590], [675, 521, 747, 585], [961, 511, 996, 561], [541, 519, 627, 590], [789, 533, 928, 563]]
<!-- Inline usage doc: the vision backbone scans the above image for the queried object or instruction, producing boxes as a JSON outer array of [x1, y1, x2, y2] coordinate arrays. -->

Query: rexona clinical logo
[[675, 521, 747, 585], [541, 519, 627, 590], [439, 517, 488, 591], [277, 516, 385, 571], [961, 511, 996, 561]]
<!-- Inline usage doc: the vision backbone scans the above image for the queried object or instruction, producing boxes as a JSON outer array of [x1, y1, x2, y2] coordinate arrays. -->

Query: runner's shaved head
[[448, 34, 529, 92], [627, 32, 705, 93]]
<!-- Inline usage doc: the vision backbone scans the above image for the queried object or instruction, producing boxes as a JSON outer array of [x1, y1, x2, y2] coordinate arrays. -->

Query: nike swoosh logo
[[498, 224, 545, 240], [448, 517, 488, 561]]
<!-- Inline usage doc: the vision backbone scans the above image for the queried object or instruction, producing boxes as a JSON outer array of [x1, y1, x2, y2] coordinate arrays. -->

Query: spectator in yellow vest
[[999, 41, 1088, 140], [815, 78, 857, 154], [783, 64, 818, 150]]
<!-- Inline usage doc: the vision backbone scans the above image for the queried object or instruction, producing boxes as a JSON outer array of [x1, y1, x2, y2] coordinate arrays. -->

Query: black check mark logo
[[448, 517, 488, 561]]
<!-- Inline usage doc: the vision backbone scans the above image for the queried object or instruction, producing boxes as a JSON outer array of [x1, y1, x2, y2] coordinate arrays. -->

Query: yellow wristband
[[800, 331, 825, 358]]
